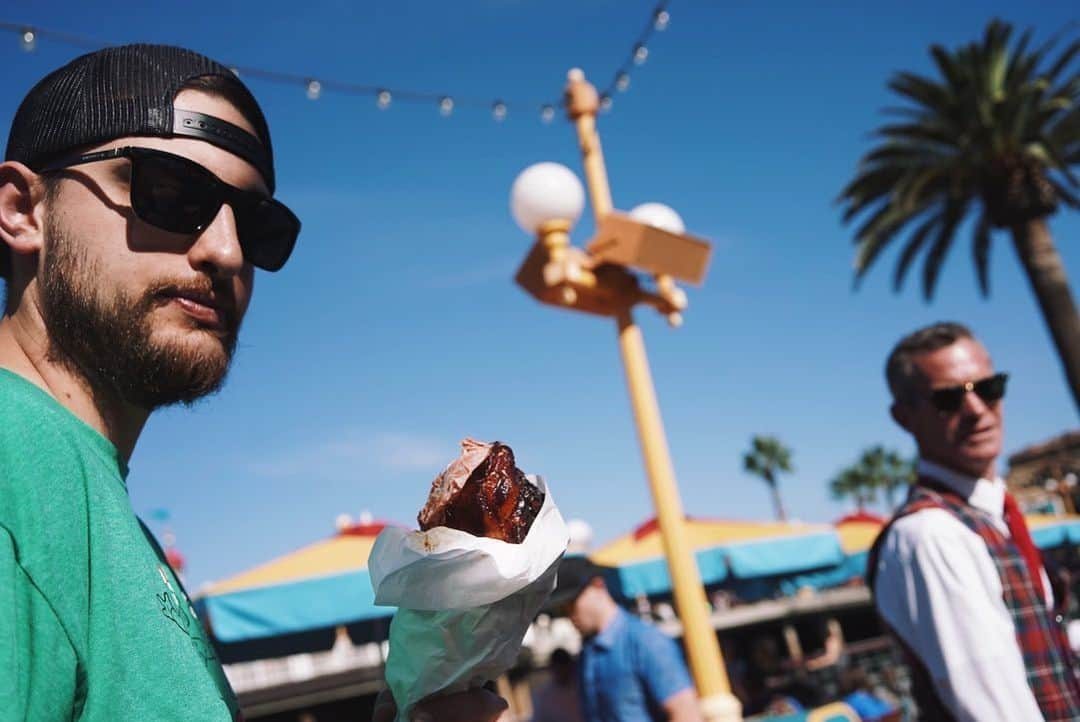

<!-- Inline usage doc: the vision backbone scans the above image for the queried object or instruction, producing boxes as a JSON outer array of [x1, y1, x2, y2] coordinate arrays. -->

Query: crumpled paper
[[369, 472, 568, 721]]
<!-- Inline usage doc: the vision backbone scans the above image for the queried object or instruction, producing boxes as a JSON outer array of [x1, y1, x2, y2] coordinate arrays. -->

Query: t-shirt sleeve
[[0, 525, 78, 720], [637, 625, 695, 705]]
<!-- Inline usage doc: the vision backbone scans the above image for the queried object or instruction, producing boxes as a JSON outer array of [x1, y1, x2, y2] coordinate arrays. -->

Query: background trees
[[743, 435, 794, 522], [830, 446, 916, 513]]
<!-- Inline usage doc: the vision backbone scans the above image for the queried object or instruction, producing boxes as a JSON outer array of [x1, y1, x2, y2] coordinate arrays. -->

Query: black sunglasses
[[39, 146, 299, 272], [928, 372, 1009, 413]]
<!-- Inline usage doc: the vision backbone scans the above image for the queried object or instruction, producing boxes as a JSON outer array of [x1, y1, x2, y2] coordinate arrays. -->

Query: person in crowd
[[869, 322, 1080, 721], [547, 557, 702, 722], [531, 647, 585, 722], [838, 667, 899, 722]]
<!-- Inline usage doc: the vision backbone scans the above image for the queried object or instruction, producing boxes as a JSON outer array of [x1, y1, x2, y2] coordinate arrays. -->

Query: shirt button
[[1054, 614, 1064, 624]]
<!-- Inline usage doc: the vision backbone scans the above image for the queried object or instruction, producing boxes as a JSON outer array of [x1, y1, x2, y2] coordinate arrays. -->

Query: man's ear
[[0, 161, 47, 260]]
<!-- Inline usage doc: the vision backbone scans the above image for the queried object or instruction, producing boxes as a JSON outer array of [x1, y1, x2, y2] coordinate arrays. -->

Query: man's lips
[[163, 291, 232, 330], [959, 426, 998, 443]]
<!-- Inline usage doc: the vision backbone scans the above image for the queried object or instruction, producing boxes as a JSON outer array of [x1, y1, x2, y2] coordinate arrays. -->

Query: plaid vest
[[868, 478, 1080, 722]]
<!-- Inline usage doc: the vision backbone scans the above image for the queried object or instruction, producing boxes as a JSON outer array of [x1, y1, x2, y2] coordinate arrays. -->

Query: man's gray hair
[[885, 322, 974, 404]]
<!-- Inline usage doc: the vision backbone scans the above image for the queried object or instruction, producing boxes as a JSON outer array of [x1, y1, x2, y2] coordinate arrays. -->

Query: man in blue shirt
[[549, 558, 702, 722]]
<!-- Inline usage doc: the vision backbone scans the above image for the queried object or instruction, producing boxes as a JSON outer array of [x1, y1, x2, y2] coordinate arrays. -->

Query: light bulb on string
[[633, 44, 649, 65], [439, 96, 454, 116], [615, 72, 630, 92], [599, 94, 614, 113], [377, 90, 392, 109], [493, 101, 507, 121], [306, 79, 322, 100], [653, 10, 670, 31], [540, 105, 556, 123], [20, 28, 36, 52]]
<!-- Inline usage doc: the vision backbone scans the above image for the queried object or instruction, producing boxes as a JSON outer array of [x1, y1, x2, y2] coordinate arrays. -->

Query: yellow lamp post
[[511, 69, 742, 722]]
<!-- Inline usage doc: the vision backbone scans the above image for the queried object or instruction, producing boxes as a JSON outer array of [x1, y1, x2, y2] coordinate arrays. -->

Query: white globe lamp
[[629, 202, 686, 235], [510, 162, 585, 235]]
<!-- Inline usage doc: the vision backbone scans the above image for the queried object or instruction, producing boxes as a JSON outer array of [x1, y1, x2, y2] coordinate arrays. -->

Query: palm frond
[[839, 166, 910, 220], [987, 34, 1010, 101], [1046, 38, 1080, 82], [922, 199, 969, 299], [1047, 103, 1080, 146], [874, 122, 962, 148], [972, 214, 992, 296], [888, 72, 953, 114], [930, 45, 964, 89], [863, 143, 954, 165], [893, 209, 944, 291], [1048, 176, 1080, 208], [1005, 27, 1036, 87]]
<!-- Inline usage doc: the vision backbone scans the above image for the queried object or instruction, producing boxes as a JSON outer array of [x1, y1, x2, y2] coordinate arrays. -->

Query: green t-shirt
[[0, 369, 240, 721]]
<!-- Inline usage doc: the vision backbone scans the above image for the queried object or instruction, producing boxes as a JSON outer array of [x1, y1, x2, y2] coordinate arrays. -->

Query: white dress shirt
[[874, 459, 1051, 722]]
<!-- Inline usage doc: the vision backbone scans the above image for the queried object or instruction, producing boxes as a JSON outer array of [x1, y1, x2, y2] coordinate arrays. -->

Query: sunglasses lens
[[930, 372, 1009, 413], [130, 154, 219, 234], [237, 199, 301, 272], [127, 149, 299, 271], [930, 387, 965, 413], [975, 373, 1008, 403]]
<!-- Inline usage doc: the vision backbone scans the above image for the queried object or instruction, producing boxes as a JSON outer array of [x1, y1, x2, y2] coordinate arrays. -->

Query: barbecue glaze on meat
[[418, 443, 544, 543]]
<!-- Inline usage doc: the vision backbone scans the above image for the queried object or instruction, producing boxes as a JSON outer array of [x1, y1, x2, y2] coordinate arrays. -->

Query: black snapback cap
[[545, 555, 619, 611], [2, 43, 276, 280]]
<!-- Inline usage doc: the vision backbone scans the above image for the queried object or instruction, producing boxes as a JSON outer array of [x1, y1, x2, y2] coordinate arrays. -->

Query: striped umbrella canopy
[[196, 519, 395, 646], [1027, 513, 1080, 549], [833, 511, 1080, 556], [590, 516, 847, 598], [831, 510, 1080, 593], [833, 511, 887, 555]]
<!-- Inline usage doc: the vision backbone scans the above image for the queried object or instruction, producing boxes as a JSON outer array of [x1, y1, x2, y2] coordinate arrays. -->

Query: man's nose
[[960, 386, 991, 416], [187, 204, 245, 277]]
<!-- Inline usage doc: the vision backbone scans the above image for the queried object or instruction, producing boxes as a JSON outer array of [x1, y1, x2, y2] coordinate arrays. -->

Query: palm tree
[[830, 447, 916, 513], [830, 466, 877, 511], [838, 20, 1080, 413], [743, 435, 793, 522], [860, 446, 917, 511]]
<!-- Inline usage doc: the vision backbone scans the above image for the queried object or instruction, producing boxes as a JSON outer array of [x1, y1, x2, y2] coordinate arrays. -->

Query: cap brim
[[542, 555, 616, 612]]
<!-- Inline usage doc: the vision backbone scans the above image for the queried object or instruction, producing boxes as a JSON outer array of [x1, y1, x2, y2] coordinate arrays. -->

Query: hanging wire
[[1, 2, 674, 121], [597, 1, 672, 99]]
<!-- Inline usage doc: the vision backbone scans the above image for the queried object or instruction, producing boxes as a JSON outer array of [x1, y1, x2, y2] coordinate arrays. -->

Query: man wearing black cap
[[0, 45, 508, 722], [0, 44, 300, 721], [549, 557, 702, 722]]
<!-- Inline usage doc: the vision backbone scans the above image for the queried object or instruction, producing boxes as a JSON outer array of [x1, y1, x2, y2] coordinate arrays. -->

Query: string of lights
[[1, 3, 672, 123]]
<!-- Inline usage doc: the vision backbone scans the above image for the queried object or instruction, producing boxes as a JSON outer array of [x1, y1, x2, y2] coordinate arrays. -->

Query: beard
[[39, 221, 241, 411]]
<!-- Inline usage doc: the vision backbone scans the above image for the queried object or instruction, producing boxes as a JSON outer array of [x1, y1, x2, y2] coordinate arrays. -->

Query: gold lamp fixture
[[510, 69, 740, 722]]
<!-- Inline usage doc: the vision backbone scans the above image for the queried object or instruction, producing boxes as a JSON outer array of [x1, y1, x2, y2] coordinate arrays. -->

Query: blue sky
[[2, 0, 1078, 592]]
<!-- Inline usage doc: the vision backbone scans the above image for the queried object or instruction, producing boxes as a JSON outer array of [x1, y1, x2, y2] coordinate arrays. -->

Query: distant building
[[1006, 430, 1080, 514]]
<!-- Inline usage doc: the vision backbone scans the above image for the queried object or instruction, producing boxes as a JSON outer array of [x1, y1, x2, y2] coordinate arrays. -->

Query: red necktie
[[1002, 492, 1047, 602]]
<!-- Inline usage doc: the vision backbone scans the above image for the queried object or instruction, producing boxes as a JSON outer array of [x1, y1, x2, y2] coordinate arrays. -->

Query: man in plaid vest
[[868, 322, 1080, 721]]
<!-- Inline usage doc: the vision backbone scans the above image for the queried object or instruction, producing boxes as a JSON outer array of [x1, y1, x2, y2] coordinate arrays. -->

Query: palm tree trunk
[[770, 485, 788, 522], [1010, 219, 1080, 415]]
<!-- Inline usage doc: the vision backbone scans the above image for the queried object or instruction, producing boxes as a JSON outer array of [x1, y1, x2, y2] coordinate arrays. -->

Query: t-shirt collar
[[592, 607, 627, 649], [918, 458, 1005, 518]]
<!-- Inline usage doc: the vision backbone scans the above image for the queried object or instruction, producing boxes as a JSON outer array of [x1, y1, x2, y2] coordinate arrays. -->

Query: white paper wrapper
[[369, 475, 568, 720]]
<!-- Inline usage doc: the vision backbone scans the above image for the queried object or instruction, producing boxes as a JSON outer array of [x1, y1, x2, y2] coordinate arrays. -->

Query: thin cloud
[[417, 257, 519, 290], [250, 429, 451, 479]]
